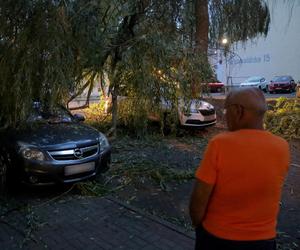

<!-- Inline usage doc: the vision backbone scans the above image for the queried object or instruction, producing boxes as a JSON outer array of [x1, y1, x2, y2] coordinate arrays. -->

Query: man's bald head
[[225, 88, 267, 116], [225, 88, 267, 131]]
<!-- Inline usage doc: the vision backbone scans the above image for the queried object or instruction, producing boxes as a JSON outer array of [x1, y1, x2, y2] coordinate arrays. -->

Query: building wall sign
[[229, 54, 271, 65]]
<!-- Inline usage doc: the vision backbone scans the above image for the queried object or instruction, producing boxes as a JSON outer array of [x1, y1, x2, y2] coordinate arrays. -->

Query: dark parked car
[[267, 75, 296, 93], [0, 103, 111, 189]]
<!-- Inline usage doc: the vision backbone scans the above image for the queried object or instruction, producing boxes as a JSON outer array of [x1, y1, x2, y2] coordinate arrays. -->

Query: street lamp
[[222, 38, 228, 45], [221, 37, 229, 93]]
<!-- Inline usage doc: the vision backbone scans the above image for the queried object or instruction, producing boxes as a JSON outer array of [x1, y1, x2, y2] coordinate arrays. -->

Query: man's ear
[[235, 105, 244, 120]]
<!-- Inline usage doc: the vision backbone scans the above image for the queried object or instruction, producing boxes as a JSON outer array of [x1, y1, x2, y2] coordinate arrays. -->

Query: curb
[[106, 196, 195, 240]]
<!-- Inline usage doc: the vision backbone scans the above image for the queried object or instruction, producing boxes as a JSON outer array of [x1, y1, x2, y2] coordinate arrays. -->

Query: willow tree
[[173, 0, 268, 96], [0, 0, 117, 128], [96, 0, 216, 136], [1, 1, 72, 127], [0, 0, 285, 135], [194, 0, 271, 53]]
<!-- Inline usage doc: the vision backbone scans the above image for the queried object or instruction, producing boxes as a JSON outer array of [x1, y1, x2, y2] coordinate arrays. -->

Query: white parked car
[[150, 98, 217, 128], [240, 76, 267, 92], [178, 99, 216, 127]]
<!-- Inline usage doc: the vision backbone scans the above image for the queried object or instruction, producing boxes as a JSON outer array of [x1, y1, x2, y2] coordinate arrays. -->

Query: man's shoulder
[[265, 132, 289, 148], [210, 132, 233, 144], [211, 130, 288, 147]]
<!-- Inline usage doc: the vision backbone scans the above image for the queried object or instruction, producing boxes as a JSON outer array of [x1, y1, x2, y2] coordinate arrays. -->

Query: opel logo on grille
[[74, 148, 83, 158]]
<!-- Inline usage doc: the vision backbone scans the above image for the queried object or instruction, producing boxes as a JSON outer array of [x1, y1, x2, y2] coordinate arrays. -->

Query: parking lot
[[210, 91, 297, 99]]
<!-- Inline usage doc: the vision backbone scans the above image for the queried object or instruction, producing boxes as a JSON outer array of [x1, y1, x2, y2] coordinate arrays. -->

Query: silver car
[[240, 76, 267, 92]]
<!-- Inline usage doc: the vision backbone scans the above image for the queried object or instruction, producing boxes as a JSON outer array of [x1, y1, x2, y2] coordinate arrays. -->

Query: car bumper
[[180, 113, 217, 127], [209, 86, 224, 92], [182, 119, 216, 127], [240, 84, 259, 88], [19, 148, 111, 186], [269, 86, 292, 91]]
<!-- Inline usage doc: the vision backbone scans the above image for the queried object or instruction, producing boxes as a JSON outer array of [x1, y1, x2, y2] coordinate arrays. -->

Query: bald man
[[189, 88, 290, 250]]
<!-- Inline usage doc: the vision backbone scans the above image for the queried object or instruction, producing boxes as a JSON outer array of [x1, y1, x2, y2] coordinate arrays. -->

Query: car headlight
[[190, 108, 198, 113], [204, 103, 214, 110], [99, 133, 110, 152], [21, 148, 45, 161]]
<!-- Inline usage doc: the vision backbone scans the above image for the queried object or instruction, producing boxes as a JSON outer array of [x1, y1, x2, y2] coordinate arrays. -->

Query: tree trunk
[[99, 72, 108, 99], [111, 90, 118, 138], [195, 0, 209, 55], [106, 0, 151, 137], [191, 0, 209, 98]]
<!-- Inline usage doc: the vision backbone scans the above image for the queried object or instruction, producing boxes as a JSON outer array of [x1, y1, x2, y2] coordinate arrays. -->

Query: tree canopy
[[0, 0, 273, 131]]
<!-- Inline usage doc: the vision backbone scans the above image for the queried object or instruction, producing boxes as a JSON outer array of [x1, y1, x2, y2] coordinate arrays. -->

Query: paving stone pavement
[[0, 196, 194, 250]]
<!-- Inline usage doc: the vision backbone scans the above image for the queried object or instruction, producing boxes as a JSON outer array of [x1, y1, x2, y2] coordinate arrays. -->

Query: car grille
[[48, 144, 99, 161], [199, 109, 215, 116], [274, 83, 288, 87], [186, 119, 216, 125]]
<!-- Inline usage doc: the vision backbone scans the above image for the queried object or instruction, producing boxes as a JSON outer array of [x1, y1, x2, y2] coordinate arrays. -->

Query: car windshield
[[272, 76, 290, 82], [246, 77, 261, 83], [27, 103, 74, 124]]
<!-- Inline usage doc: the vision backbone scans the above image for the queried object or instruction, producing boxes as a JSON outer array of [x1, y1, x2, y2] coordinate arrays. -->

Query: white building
[[215, 1, 300, 85]]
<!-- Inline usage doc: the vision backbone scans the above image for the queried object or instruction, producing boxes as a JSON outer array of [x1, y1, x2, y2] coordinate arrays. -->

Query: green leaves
[[264, 98, 300, 140], [0, 1, 75, 126], [209, 0, 270, 47], [0, 0, 275, 130], [0, 0, 118, 127]]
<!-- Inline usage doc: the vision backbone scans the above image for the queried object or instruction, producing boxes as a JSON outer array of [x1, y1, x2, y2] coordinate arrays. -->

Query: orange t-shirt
[[195, 129, 290, 241]]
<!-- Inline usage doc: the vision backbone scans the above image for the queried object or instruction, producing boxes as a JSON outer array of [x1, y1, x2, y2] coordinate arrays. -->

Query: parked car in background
[[239, 76, 268, 91], [207, 82, 224, 93], [178, 99, 216, 127], [297, 82, 300, 98], [0, 103, 111, 189], [149, 98, 217, 128], [267, 75, 296, 93]]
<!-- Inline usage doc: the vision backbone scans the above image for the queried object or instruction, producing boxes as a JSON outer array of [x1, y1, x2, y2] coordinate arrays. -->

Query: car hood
[[179, 99, 214, 110], [15, 122, 99, 149], [272, 81, 290, 84], [240, 81, 260, 85]]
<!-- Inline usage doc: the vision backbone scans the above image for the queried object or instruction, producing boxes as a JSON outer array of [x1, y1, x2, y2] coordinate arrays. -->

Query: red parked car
[[267, 76, 296, 93], [207, 82, 224, 93]]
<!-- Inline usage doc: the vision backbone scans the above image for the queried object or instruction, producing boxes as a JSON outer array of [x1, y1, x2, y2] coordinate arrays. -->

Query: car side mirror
[[73, 113, 85, 122]]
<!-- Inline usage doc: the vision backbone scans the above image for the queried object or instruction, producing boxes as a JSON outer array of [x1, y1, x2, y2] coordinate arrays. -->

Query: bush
[[83, 102, 112, 132], [117, 97, 150, 136], [264, 98, 300, 139]]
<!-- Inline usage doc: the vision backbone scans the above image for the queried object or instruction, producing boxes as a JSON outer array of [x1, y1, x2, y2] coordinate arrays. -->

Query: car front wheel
[[263, 87, 267, 93]]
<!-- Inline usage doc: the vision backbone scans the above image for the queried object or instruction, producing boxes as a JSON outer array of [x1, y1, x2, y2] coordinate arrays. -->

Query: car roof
[[273, 75, 293, 81], [247, 76, 264, 80]]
